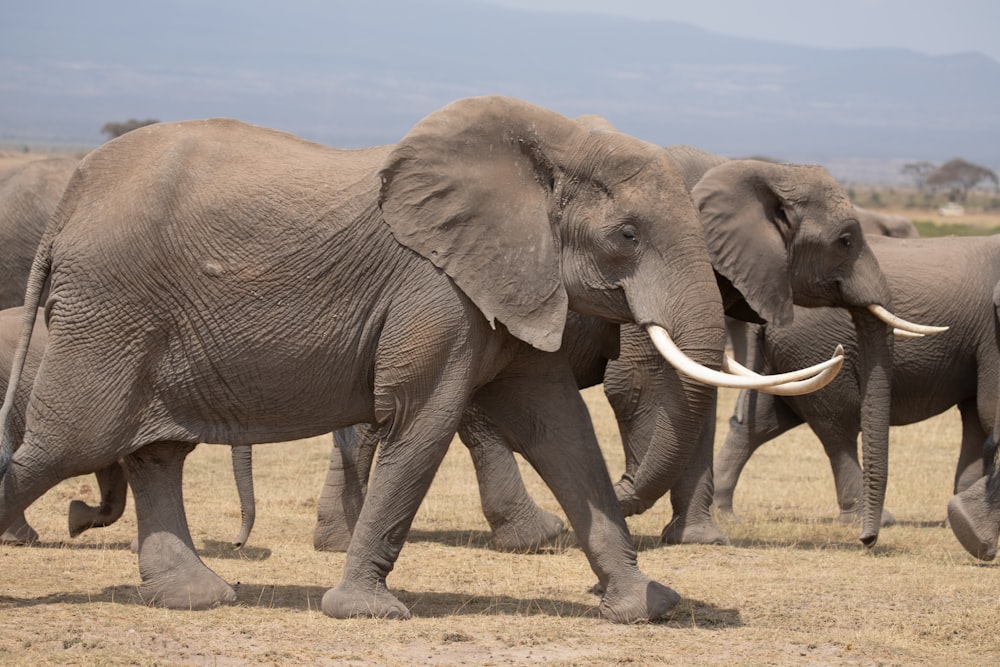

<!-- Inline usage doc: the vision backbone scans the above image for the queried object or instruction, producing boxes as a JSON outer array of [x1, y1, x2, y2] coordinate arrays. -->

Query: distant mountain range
[[3, 0, 999, 182]]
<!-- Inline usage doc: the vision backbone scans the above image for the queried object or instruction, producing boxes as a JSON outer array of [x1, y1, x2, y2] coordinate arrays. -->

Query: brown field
[[0, 385, 997, 666]]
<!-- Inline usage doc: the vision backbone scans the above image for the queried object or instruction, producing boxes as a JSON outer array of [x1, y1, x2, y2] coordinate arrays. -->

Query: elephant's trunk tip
[[859, 531, 879, 549]]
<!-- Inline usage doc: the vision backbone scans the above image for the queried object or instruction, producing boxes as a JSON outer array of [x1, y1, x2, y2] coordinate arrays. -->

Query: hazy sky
[[481, 0, 1000, 63]]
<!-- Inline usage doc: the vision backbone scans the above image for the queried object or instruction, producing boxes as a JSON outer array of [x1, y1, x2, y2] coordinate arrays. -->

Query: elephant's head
[[378, 97, 832, 397], [681, 152, 944, 545]]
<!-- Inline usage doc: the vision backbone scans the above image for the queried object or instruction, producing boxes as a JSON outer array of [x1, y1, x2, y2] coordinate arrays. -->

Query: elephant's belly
[[888, 385, 970, 426]]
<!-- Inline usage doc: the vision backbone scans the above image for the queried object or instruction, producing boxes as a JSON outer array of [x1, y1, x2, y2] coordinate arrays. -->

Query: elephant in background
[[714, 235, 1000, 529], [0, 306, 256, 548], [854, 206, 919, 239], [0, 95, 820, 622], [0, 157, 77, 309], [313, 143, 940, 555]]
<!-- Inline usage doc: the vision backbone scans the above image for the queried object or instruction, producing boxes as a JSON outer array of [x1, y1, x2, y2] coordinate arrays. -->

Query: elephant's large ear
[[379, 96, 580, 352], [691, 160, 796, 327]]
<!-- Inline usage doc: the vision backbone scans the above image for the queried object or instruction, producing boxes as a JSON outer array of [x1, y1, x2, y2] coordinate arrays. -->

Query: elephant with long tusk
[[311, 137, 945, 556], [0, 96, 853, 622]]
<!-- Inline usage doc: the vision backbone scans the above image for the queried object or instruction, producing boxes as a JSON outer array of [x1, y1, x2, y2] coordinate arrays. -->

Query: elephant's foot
[[837, 507, 897, 527], [321, 580, 411, 619], [68, 499, 118, 538], [0, 514, 39, 545], [947, 489, 998, 561], [660, 516, 729, 546], [598, 573, 680, 624], [136, 531, 236, 609], [313, 520, 354, 552], [138, 567, 237, 610], [490, 508, 565, 553]]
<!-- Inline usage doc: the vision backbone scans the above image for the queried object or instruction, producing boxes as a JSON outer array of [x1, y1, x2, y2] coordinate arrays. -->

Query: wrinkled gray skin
[[0, 160, 256, 548], [946, 278, 1000, 562], [0, 307, 255, 548], [0, 96, 734, 622], [314, 145, 900, 553], [716, 235, 1000, 527]]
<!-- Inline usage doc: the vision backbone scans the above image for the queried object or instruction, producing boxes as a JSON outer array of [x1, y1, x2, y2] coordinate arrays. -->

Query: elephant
[[312, 144, 942, 555], [0, 306, 256, 548], [0, 156, 77, 309], [713, 234, 1000, 529], [854, 206, 919, 239], [0, 95, 831, 622]]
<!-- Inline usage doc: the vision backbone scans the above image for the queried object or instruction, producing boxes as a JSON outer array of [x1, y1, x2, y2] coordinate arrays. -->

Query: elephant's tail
[[0, 162, 76, 476]]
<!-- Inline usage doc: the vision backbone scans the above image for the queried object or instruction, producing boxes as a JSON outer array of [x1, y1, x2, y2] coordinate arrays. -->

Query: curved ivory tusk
[[868, 304, 948, 336], [647, 325, 843, 390], [723, 345, 845, 395], [893, 329, 924, 339]]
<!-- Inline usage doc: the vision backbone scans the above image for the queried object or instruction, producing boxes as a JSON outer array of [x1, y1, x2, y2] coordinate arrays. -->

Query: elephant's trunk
[[609, 247, 728, 513], [852, 307, 893, 547]]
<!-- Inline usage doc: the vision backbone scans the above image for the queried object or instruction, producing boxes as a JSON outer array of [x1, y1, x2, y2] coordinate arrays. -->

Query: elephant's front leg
[[661, 400, 729, 545], [955, 398, 988, 494], [314, 425, 377, 552], [458, 404, 565, 552], [321, 420, 456, 620], [473, 355, 679, 624], [947, 448, 1000, 561], [126, 441, 237, 609]]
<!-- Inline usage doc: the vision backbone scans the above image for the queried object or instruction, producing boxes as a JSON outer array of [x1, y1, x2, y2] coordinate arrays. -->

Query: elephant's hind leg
[[458, 404, 565, 553], [314, 425, 377, 552], [126, 441, 236, 610], [68, 462, 128, 538]]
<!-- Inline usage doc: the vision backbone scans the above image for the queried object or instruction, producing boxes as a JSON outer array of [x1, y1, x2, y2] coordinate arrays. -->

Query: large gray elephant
[[0, 156, 77, 309], [0, 96, 826, 622], [313, 145, 940, 555], [714, 235, 1000, 528]]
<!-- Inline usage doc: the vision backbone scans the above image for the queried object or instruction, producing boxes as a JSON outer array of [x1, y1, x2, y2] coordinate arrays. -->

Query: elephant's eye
[[621, 225, 638, 242], [839, 233, 853, 248]]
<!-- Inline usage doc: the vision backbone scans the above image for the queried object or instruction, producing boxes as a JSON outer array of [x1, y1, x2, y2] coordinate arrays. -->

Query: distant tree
[[100, 118, 159, 140], [926, 158, 999, 202], [900, 161, 936, 191]]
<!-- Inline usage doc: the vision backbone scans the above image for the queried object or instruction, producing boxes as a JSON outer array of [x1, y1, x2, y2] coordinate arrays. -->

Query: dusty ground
[[0, 387, 997, 666]]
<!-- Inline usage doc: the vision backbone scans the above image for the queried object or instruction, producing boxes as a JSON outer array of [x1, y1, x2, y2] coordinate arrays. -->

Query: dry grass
[[0, 387, 996, 666]]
